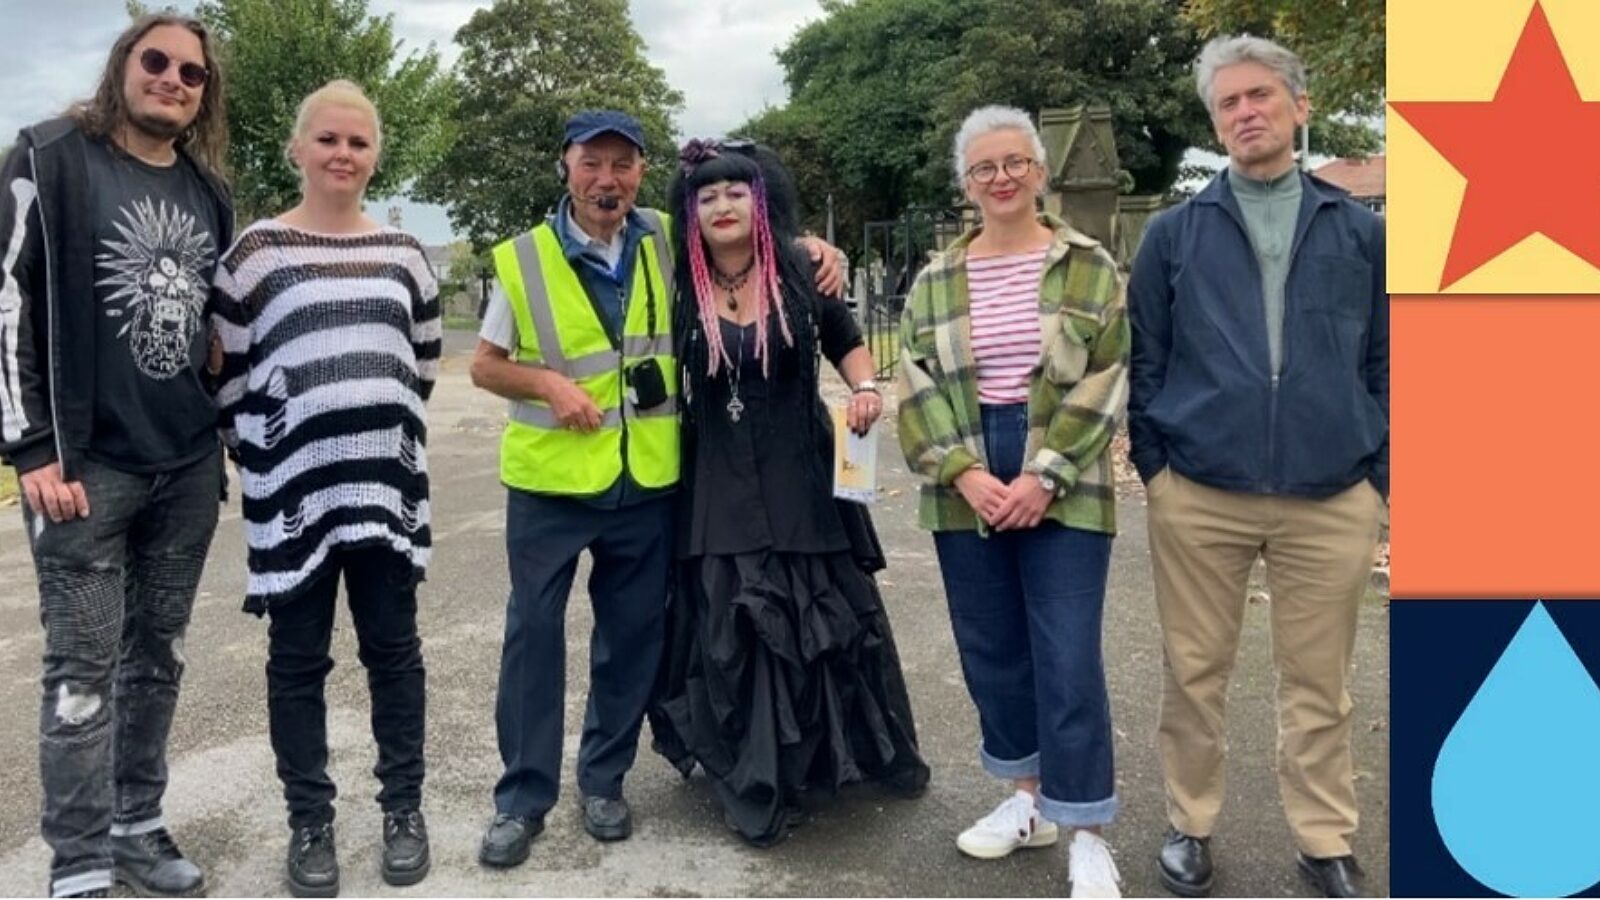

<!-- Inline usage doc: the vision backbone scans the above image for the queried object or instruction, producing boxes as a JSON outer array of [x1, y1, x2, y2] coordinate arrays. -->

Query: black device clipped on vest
[[626, 358, 668, 409]]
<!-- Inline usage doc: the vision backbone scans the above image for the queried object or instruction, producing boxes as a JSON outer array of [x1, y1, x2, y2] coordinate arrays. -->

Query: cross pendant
[[727, 395, 745, 423]]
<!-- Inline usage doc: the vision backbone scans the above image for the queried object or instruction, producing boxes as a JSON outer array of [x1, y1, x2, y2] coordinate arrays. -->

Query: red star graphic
[[1391, 2, 1600, 289]]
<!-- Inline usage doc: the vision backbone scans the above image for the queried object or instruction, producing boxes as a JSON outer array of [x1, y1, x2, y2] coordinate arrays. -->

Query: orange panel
[[1393, 295, 1600, 597]]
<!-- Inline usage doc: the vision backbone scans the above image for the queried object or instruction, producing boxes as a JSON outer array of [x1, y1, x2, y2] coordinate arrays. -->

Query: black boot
[[381, 809, 431, 886], [1297, 852, 1364, 898], [286, 823, 338, 898], [111, 827, 206, 896], [1157, 827, 1214, 897]]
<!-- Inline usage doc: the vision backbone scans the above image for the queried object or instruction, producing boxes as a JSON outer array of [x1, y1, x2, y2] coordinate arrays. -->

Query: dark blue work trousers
[[493, 490, 672, 819]]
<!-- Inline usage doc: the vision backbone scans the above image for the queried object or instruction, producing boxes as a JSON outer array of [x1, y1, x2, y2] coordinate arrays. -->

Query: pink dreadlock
[[680, 143, 794, 378]]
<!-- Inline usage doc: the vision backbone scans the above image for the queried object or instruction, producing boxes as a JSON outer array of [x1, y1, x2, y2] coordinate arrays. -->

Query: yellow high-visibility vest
[[491, 209, 679, 496]]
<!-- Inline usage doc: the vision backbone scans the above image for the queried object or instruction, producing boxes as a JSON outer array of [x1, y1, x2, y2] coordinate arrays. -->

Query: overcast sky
[[0, 0, 828, 244]]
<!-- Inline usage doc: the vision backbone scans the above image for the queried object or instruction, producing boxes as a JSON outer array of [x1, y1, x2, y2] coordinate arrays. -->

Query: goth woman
[[650, 140, 929, 847]]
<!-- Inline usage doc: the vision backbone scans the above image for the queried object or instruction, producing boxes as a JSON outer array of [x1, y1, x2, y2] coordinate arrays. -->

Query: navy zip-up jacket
[[1127, 170, 1388, 500]]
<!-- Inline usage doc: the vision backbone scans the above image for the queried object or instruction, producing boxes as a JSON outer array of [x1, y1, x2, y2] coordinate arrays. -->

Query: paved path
[[0, 331, 1388, 897]]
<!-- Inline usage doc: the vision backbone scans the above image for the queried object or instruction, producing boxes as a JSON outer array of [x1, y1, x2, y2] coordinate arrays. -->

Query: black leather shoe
[[286, 823, 338, 898], [581, 795, 633, 841], [381, 809, 430, 886], [1298, 852, 1364, 898], [1157, 827, 1214, 897], [111, 827, 206, 896], [479, 813, 542, 868]]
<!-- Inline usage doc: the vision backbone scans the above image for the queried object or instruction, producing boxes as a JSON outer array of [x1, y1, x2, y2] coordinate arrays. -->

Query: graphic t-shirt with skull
[[87, 140, 221, 472]]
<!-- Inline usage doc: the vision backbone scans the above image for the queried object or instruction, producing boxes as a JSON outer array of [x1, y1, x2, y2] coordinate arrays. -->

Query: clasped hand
[[953, 468, 1051, 530]]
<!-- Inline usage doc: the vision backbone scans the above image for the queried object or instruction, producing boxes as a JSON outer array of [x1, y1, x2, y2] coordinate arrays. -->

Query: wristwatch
[[852, 379, 880, 395], [1034, 470, 1059, 495]]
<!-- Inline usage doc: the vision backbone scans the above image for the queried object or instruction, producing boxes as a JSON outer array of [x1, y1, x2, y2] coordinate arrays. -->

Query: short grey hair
[[951, 105, 1048, 185], [1194, 35, 1307, 113]]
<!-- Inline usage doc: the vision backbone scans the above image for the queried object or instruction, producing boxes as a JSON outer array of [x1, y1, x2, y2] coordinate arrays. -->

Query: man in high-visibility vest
[[471, 111, 843, 867]]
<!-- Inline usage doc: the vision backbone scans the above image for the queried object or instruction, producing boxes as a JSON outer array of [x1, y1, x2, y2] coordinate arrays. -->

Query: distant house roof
[[1313, 156, 1385, 200]]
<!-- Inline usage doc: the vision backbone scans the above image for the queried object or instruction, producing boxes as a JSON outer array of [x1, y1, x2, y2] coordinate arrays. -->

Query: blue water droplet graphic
[[1432, 602, 1600, 897]]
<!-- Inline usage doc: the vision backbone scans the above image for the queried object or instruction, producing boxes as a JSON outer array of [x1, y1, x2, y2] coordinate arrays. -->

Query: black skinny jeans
[[265, 546, 425, 828]]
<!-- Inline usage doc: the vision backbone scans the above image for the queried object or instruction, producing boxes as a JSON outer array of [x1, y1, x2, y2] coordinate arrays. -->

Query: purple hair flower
[[679, 138, 722, 174]]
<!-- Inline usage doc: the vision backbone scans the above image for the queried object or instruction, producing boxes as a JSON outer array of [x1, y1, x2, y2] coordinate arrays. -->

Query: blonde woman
[[212, 80, 440, 897]]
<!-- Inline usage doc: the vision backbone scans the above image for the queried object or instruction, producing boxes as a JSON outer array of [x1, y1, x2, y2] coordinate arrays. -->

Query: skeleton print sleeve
[[0, 141, 55, 473]]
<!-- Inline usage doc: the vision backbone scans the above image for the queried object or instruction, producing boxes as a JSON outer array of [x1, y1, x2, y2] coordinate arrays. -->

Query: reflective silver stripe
[[621, 334, 673, 358], [635, 208, 673, 270], [517, 352, 619, 380], [512, 233, 570, 374], [570, 350, 621, 378], [510, 401, 623, 430]]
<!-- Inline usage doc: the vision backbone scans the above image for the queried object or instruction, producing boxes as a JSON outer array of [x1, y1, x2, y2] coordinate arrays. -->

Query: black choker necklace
[[712, 259, 755, 310]]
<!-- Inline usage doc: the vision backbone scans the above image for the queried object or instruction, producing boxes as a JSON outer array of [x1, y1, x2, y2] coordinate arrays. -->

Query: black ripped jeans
[[265, 546, 426, 829], [24, 449, 221, 896]]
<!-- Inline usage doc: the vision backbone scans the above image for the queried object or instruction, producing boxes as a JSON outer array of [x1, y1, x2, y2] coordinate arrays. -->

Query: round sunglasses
[[138, 47, 209, 89]]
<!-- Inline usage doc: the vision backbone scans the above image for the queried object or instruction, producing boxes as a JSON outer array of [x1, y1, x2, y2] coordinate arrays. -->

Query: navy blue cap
[[563, 110, 646, 153]]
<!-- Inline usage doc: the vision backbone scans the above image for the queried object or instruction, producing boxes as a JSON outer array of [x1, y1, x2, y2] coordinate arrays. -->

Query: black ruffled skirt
[[650, 548, 930, 846]]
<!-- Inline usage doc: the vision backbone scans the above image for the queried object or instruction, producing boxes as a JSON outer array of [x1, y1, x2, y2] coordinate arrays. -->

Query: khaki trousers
[[1147, 468, 1382, 858]]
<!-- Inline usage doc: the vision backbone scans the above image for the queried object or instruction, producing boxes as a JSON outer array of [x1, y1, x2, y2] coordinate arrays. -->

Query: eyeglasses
[[138, 47, 209, 90], [965, 156, 1039, 185]]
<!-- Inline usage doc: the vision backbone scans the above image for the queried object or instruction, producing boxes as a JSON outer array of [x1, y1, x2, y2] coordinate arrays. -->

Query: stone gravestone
[[1040, 105, 1121, 251], [1039, 105, 1177, 268], [1115, 194, 1168, 268]]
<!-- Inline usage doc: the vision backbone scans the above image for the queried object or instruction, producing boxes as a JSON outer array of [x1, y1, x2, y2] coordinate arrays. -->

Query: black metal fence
[[858, 205, 973, 381]]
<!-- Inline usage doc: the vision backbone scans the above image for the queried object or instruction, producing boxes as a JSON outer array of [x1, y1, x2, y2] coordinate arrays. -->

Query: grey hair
[[951, 105, 1048, 185], [1194, 35, 1307, 113]]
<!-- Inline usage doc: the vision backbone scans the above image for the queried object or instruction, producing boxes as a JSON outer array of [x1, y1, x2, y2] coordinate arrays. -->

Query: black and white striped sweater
[[213, 222, 441, 612]]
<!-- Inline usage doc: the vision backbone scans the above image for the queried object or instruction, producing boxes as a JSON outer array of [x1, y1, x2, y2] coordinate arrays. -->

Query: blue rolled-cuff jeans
[[932, 404, 1118, 827], [23, 449, 221, 897]]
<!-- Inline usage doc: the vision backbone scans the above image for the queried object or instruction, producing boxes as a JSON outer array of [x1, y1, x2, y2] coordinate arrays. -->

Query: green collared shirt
[[895, 213, 1129, 535]]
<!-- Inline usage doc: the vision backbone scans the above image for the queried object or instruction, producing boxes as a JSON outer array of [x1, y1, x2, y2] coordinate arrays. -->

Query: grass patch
[[442, 314, 481, 332], [0, 464, 17, 504]]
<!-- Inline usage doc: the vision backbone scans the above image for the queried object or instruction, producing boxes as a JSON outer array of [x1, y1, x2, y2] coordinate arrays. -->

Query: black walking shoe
[[381, 809, 430, 887], [286, 823, 339, 898], [1297, 852, 1364, 898], [581, 795, 632, 841], [1157, 827, 1214, 897], [111, 827, 206, 896], [479, 813, 542, 868]]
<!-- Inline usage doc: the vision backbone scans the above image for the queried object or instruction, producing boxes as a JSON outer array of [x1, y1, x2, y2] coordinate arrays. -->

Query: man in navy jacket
[[1128, 35, 1386, 900]]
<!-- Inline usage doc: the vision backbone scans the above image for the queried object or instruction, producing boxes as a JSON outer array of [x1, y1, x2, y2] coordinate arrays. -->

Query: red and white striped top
[[968, 248, 1047, 405]]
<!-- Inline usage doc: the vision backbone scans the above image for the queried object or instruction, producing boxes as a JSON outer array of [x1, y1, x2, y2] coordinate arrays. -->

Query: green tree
[[413, 0, 683, 250], [734, 0, 982, 259], [192, 0, 455, 221], [1181, 0, 1385, 144], [445, 239, 490, 289], [935, 0, 1210, 195], [739, 0, 1211, 257]]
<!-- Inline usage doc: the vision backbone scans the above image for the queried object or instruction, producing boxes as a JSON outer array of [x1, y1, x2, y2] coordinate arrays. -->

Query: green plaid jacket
[[895, 213, 1129, 534]]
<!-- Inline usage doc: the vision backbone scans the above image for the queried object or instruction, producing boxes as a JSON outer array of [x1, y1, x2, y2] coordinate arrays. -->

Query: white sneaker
[[1068, 830, 1122, 898], [956, 791, 1059, 859]]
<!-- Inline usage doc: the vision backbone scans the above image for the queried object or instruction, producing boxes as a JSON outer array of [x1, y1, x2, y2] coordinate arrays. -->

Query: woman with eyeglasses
[[895, 106, 1130, 898], [649, 139, 928, 848], [211, 80, 439, 898]]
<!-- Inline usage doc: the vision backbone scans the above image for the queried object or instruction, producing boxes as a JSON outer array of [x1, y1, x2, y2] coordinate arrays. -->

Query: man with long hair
[[0, 14, 232, 899]]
